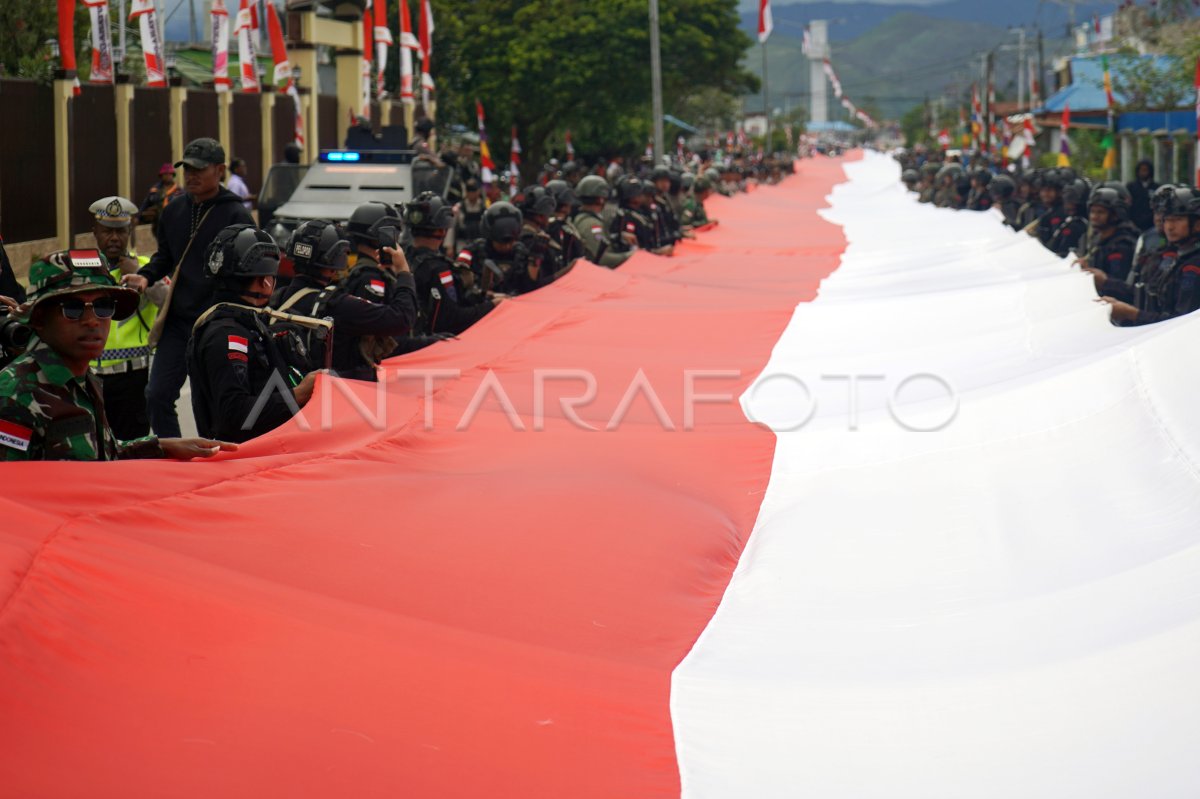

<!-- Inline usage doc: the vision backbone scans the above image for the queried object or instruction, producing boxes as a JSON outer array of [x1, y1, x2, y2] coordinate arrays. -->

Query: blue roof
[[1039, 55, 1178, 114]]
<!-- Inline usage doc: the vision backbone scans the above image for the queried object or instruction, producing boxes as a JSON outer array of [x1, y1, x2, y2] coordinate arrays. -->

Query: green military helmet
[[704, 166, 721, 183], [17, 249, 139, 324], [575, 174, 611, 202], [695, 176, 713, 192]]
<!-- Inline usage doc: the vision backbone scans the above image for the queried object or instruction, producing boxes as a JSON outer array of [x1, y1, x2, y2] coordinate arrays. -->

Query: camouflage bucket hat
[[17, 249, 139, 324]]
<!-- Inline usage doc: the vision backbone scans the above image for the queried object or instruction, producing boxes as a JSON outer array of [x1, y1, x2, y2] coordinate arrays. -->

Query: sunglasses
[[59, 297, 118, 320]]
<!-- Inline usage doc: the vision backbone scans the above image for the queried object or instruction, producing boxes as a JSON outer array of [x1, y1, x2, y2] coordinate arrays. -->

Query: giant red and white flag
[[130, 0, 166, 88], [757, 0, 773, 42], [6, 153, 1200, 798]]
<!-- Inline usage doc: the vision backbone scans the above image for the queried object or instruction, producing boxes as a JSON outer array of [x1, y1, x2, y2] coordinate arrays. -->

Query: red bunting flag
[[757, 0, 773, 43], [266, 3, 303, 148]]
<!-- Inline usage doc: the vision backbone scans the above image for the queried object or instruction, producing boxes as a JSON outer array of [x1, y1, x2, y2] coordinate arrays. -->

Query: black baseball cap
[[175, 137, 226, 169]]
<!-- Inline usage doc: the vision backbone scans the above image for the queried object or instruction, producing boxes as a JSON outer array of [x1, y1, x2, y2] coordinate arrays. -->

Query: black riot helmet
[[1061, 178, 1091, 212], [1087, 187, 1127, 225], [616, 176, 644, 205], [481, 201, 523, 243], [288, 220, 350, 276], [205, 224, 280, 284], [405, 191, 455, 236], [545, 179, 577, 210], [989, 174, 1016, 200], [346, 201, 403, 249], [1158, 185, 1200, 218], [520, 185, 557, 217]]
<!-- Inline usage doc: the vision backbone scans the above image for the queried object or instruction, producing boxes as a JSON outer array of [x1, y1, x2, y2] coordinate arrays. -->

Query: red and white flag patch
[[590, 225, 602, 236], [367, 279, 386, 296], [625, 222, 636, 233], [456, 250, 473, 263], [227, 335, 249, 354], [439, 271, 454, 286], [0, 419, 33, 452]]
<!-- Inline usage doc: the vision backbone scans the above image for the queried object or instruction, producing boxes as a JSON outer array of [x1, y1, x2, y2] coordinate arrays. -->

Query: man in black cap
[[121, 137, 254, 437]]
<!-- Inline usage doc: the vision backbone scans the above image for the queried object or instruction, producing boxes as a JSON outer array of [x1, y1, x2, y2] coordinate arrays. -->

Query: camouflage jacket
[[0, 338, 164, 461]]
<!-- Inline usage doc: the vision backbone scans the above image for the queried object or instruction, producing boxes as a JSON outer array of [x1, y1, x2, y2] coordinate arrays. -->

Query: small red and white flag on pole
[[361, 4, 373, 117], [211, 0, 231, 92], [757, 0, 773, 43], [510, 125, 522, 193], [565, 130, 575, 159], [399, 0, 418, 108], [419, 0, 435, 108], [83, 0, 114, 84], [374, 0, 392, 102], [266, 3, 302, 148], [235, 0, 258, 92], [130, 0, 167, 88]]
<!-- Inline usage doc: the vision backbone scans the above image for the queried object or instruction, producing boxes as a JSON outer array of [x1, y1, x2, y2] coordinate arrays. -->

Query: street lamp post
[[649, 0, 664, 163]]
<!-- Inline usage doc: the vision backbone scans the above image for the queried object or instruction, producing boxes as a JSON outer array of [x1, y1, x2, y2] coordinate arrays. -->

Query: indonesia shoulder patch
[[457, 250, 473, 263], [0, 419, 33, 452], [367, 279, 386, 296], [227, 335, 249, 354], [439, 271, 454, 286]]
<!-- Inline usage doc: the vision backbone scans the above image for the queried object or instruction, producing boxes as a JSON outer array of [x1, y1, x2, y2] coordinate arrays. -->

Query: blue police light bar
[[318, 150, 417, 164]]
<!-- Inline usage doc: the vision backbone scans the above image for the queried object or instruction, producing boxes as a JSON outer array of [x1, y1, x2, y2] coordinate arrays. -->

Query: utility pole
[[1038, 29, 1046, 103], [649, 0, 664, 163], [189, 0, 198, 44], [762, 41, 771, 155], [985, 50, 995, 155], [1016, 28, 1026, 111]]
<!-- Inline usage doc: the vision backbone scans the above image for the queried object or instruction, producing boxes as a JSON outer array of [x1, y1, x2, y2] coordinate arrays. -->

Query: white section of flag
[[673, 151, 1200, 797]]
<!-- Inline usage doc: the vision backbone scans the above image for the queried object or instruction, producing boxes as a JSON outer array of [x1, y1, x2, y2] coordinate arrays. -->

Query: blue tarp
[[1117, 110, 1197, 135]]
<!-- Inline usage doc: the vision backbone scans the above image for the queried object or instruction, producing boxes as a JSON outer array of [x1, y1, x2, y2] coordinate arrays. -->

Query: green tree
[[430, 0, 757, 179], [0, 0, 89, 81]]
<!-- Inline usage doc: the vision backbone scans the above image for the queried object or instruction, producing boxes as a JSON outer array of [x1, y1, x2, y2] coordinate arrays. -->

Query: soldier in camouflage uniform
[[0, 250, 235, 461], [571, 175, 633, 268]]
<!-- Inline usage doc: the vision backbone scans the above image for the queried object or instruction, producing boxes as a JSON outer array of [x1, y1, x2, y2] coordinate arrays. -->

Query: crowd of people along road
[[0, 135, 794, 461], [896, 149, 1200, 329]]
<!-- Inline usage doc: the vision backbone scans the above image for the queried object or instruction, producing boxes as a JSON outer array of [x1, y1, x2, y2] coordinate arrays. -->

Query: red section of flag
[[0, 157, 855, 797]]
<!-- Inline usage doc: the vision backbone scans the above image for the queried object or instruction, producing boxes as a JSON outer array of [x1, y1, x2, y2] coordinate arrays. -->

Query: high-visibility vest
[[94, 257, 158, 374]]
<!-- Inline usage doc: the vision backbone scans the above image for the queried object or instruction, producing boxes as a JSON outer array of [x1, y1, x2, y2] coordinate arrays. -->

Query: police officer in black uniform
[[545, 180, 584, 267], [272, 219, 418, 379], [989, 175, 1022, 229], [1046, 178, 1090, 258], [454, 202, 539, 296], [187, 225, 322, 443], [518, 186, 566, 286], [1079, 187, 1139, 286], [406, 192, 500, 336], [1101, 187, 1200, 326], [338, 201, 419, 380]]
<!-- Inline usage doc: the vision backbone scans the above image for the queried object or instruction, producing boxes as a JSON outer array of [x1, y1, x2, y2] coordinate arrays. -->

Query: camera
[[0, 306, 32, 370]]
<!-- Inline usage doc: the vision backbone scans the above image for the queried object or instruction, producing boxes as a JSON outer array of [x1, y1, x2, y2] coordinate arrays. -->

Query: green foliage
[[0, 0, 90, 82], [430, 0, 756, 178]]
